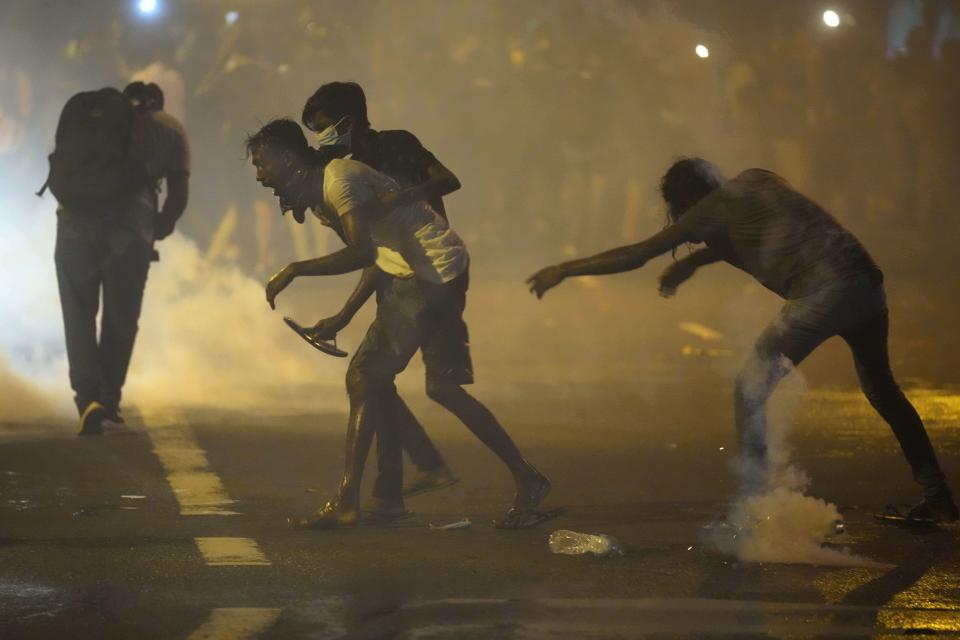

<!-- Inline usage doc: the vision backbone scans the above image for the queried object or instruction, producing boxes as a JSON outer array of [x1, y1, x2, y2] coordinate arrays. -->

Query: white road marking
[[194, 537, 271, 566], [187, 608, 281, 640], [138, 408, 240, 516], [679, 321, 724, 341]]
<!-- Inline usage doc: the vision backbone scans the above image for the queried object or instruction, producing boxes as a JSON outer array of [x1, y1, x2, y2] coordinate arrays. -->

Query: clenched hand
[[657, 260, 695, 298], [306, 315, 346, 341], [526, 265, 566, 299]]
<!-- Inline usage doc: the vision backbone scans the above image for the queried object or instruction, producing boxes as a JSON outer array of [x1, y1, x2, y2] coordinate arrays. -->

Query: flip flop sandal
[[358, 509, 416, 528], [873, 503, 938, 527], [493, 506, 567, 530], [287, 514, 342, 530], [403, 475, 460, 498], [284, 317, 348, 357], [288, 503, 358, 530]]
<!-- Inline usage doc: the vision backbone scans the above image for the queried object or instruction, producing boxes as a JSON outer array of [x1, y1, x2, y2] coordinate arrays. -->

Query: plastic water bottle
[[548, 530, 624, 557]]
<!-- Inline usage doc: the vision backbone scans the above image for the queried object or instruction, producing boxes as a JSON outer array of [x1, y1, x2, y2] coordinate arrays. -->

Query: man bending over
[[528, 157, 957, 525]]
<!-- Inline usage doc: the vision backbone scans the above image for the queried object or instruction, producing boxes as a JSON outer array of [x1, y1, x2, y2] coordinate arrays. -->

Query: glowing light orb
[[225, 11, 239, 25], [695, 44, 710, 59], [137, 0, 158, 15], [823, 10, 841, 28]]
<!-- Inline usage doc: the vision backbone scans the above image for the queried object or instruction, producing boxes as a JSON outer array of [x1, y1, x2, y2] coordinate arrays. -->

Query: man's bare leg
[[392, 391, 459, 496], [290, 377, 384, 529], [425, 380, 552, 513]]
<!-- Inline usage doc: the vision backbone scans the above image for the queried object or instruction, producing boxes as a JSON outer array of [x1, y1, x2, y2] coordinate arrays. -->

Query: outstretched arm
[[307, 266, 380, 339], [657, 246, 721, 298], [526, 224, 693, 298], [265, 206, 377, 309]]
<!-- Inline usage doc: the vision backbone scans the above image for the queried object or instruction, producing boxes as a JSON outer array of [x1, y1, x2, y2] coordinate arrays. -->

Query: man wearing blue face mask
[[299, 82, 466, 501], [302, 81, 460, 221]]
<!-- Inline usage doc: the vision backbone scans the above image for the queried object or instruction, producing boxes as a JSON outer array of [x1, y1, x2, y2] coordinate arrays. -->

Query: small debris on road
[[429, 518, 472, 531]]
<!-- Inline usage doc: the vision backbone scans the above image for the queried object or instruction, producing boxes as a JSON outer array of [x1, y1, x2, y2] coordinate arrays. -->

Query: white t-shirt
[[375, 246, 415, 279], [322, 157, 468, 284]]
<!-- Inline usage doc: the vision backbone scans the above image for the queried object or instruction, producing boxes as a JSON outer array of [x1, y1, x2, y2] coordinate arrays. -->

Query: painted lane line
[[187, 607, 282, 640], [138, 408, 240, 516], [194, 537, 271, 566]]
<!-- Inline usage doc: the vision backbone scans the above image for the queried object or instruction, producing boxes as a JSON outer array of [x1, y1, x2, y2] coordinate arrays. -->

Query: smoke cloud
[[0, 207, 345, 423], [126, 232, 344, 412], [0, 353, 56, 423], [0, 207, 71, 423], [704, 357, 890, 568]]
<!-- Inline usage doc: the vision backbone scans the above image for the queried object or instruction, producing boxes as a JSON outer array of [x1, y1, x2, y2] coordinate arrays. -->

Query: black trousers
[[54, 220, 151, 415], [736, 273, 947, 498]]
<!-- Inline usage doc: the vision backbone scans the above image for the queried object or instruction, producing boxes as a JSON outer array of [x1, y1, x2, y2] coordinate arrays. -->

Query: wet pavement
[[1, 375, 959, 639]]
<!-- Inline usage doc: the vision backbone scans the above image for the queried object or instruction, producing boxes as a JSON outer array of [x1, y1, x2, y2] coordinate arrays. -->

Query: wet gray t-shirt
[[673, 169, 880, 299]]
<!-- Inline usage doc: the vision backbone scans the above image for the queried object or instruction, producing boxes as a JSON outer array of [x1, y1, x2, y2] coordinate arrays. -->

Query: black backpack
[[37, 87, 147, 213]]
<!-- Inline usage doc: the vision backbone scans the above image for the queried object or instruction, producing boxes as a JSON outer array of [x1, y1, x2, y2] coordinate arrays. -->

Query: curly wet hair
[[660, 157, 725, 223]]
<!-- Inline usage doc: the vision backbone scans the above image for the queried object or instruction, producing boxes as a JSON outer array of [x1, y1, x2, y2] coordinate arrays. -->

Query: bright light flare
[[137, 0, 159, 15], [225, 11, 239, 25], [695, 44, 710, 59], [823, 10, 841, 28]]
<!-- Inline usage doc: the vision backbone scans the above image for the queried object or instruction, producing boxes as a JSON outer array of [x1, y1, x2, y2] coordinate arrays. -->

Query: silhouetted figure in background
[[528, 157, 958, 524], [47, 81, 189, 434]]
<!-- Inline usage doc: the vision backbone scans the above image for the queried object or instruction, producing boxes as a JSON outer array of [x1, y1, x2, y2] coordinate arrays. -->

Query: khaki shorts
[[348, 270, 474, 386]]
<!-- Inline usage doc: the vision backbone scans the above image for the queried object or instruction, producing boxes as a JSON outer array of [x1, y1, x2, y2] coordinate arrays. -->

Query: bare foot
[[288, 499, 358, 530], [513, 469, 551, 512]]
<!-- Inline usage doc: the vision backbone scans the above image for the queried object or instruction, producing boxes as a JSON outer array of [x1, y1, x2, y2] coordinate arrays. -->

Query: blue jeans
[[735, 272, 948, 498]]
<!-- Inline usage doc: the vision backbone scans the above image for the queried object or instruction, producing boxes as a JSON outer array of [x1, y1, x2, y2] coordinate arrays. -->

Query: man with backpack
[[45, 81, 189, 435]]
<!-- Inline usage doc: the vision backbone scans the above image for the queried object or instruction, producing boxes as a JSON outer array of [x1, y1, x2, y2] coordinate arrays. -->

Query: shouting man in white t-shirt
[[247, 119, 562, 529]]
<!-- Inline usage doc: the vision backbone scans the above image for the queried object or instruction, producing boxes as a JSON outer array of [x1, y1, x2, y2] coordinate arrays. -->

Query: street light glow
[[695, 44, 710, 59], [137, 0, 158, 16], [823, 10, 840, 28]]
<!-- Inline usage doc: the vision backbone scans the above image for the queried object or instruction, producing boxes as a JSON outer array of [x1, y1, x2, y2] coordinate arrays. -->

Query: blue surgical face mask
[[314, 116, 351, 150]]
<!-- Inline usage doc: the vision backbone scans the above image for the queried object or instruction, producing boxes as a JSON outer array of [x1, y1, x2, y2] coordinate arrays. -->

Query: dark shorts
[[754, 271, 887, 365], [348, 270, 474, 387]]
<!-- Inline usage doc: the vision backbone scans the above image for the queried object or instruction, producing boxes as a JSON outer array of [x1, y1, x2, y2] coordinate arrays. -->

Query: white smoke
[[0, 205, 71, 423], [0, 352, 57, 422], [704, 355, 891, 567], [127, 232, 343, 412], [0, 205, 345, 423]]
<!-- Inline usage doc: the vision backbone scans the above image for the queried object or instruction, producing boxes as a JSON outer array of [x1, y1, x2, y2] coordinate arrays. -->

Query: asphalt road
[[2, 370, 959, 639]]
